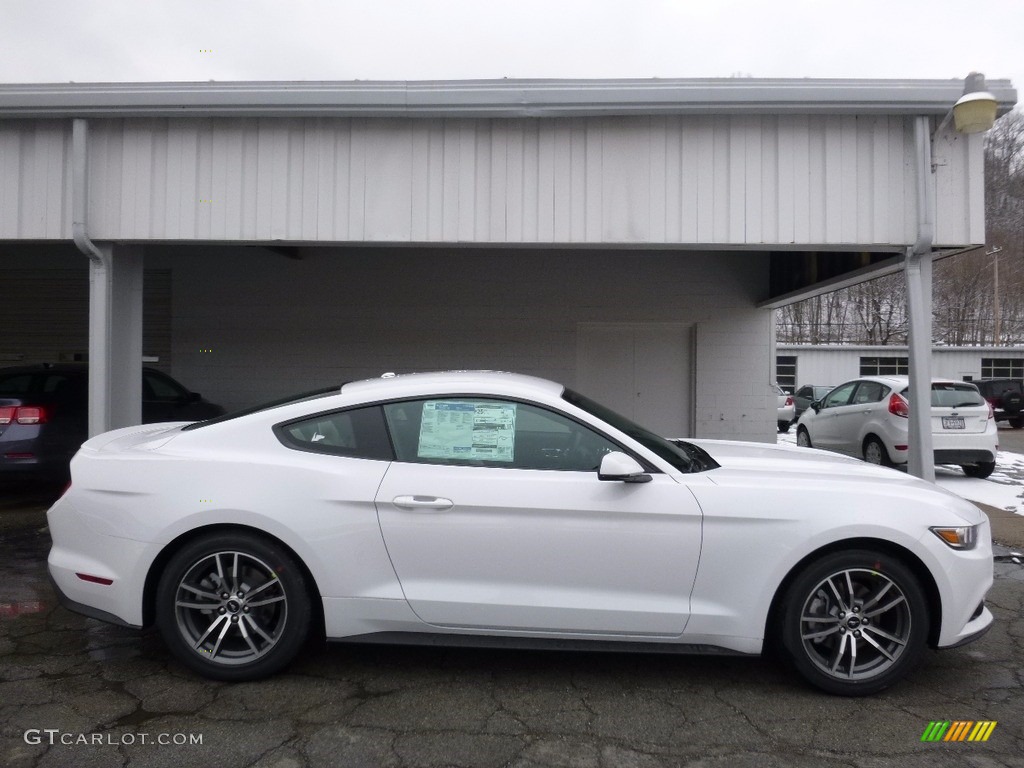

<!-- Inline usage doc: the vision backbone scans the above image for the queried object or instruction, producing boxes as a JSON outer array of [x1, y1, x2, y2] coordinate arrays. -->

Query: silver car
[[774, 384, 795, 434]]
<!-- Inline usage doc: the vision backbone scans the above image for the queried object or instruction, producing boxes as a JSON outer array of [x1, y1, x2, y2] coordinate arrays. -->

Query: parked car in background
[[793, 384, 834, 420], [795, 376, 998, 478], [48, 370, 993, 695], [774, 384, 795, 433], [0, 364, 224, 481], [973, 378, 1023, 428]]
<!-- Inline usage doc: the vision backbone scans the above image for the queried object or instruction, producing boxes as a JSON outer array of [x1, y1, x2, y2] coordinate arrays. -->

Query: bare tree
[[779, 110, 1024, 346]]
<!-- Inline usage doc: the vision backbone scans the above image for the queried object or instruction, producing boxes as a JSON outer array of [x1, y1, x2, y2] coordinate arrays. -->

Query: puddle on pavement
[[0, 527, 52, 621]]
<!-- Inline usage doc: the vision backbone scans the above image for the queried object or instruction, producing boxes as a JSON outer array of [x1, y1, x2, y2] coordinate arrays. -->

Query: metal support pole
[[906, 116, 936, 482], [73, 119, 144, 436]]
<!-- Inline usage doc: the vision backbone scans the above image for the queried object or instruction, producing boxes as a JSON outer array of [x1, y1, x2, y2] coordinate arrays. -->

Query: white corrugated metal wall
[[0, 115, 985, 247], [779, 346, 1024, 387]]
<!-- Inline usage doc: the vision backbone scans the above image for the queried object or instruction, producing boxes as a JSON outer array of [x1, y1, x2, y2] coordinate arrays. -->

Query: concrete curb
[[975, 501, 1024, 550]]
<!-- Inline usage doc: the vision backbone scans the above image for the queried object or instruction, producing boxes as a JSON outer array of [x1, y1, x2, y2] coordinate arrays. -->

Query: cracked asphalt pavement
[[1, 491, 1022, 767]]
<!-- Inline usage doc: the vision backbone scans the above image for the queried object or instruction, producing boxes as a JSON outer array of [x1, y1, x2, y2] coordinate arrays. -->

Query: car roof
[[340, 370, 566, 400], [849, 375, 975, 387]]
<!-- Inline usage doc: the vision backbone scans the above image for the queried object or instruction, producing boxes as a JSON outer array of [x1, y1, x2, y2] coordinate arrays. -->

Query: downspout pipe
[[71, 118, 112, 437], [905, 115, 936, 481], [71, 119, 107, 265]]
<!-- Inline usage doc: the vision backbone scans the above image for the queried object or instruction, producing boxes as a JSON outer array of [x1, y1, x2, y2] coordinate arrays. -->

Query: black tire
[[1009, 417, 1023, 429], [155, 531, 312, 681], [862, 436, 893, 467], [779, 549, 929, 696], [1002, 390, 1023, 414], [962, 461, 996, 479], [796, 427, 812, 448], [778, 421, 791, 434]]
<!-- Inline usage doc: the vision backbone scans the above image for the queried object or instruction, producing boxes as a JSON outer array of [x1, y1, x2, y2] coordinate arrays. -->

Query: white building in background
[[0, 78, 1017, 448], [776, 344, 1024, 390]]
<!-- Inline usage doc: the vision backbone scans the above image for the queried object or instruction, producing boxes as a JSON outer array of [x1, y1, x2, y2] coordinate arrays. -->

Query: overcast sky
[[0, 0, 1020, 100]]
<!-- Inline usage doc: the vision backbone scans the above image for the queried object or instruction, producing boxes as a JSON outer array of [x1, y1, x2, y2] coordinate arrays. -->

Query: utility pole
[[990, 246, 1003, 345]]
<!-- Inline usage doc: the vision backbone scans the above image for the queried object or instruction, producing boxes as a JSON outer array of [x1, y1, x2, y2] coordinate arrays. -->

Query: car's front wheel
[[962, 461, 996, 479], [796, 427, 812, 448], [779, 549, 929, 696], [155, 531, 313, 681]]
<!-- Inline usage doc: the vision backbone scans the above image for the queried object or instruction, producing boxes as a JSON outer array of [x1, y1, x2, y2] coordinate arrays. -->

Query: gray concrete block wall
[[163, 245, 774, 443]]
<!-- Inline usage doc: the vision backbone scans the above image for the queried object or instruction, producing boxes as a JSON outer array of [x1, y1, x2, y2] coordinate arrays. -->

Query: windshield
[[181, 386, 340, 431], [899, 382, 986, 409], [561, 388, 717, 473]]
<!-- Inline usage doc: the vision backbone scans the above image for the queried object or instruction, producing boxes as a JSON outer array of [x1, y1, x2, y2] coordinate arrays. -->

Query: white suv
[[795, 376, 998, 478]]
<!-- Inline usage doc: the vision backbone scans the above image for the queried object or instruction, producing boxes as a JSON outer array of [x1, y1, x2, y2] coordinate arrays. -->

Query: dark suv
[[0, 364, 224, 480], [973, 378, 1023, 428]]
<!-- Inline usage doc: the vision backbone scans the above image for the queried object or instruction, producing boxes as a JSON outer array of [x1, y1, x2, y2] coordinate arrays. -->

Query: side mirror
[[598, 452, 652, 483], [811, 400, 822, 413]]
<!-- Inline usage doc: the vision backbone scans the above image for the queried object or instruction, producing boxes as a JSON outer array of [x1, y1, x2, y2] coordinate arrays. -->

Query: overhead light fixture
[[938, 72, 999, 134]]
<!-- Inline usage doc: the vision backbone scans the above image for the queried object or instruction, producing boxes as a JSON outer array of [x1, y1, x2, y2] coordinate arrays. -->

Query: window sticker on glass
[[418, 401, 517, 462]]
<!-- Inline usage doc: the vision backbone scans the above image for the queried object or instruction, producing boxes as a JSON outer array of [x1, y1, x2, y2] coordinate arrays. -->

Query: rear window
[[901, 383, 986, 408], [0, 374, 35, 396]]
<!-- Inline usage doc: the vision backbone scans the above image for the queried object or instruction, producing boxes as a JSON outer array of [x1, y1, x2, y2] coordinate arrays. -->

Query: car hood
[[687, 437, 922, 483]]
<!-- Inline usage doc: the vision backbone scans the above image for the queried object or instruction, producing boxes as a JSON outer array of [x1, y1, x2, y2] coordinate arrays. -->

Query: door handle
[[392, 495, 454, 511]]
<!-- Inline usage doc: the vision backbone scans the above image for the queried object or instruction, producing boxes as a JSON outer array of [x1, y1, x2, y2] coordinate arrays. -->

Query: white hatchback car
[[796, 376, 998, 478]]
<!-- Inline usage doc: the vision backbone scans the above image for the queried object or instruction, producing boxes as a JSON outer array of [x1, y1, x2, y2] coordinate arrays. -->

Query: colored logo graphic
[[921, 721, 997, 742]]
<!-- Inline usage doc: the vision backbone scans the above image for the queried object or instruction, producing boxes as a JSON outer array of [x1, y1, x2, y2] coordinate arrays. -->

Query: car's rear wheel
[[862, 437, 893, 467], [1009, 416, 1023, 429], [796, 427, 812, 448], [779, 549, 929, 696], [778, 420, 791, 434], [962, 461, 996, 479], [155, 531, 312, 681]]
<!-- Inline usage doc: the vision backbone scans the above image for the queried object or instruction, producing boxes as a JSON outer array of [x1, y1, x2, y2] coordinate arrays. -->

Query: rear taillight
[[0, 406, 47, 425], [785, 397, 794, 407], [987, 402, 995, 420], [888, 393, 909, 418]]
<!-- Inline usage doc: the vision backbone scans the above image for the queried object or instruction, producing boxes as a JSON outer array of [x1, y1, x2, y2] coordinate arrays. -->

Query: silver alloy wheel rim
[[799, 567, 911, 681], [174, 550, 288, 665], [864, 441, 883, 464]]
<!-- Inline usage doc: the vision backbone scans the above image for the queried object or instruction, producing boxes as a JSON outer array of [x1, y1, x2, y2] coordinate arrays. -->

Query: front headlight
[[930, 525, 979, 550]]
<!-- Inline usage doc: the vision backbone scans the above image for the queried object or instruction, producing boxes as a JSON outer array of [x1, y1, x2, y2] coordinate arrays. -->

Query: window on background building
[[981, 358, 1024, 378], [776, 355, 797, 393], [860, 356, 909, 376]]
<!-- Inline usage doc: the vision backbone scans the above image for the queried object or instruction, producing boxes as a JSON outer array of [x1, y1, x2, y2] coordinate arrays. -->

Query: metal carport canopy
[[0, 77, 1017, 119]]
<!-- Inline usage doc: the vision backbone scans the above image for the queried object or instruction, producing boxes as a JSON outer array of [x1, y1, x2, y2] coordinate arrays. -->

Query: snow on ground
[[777, 428, 1024, 516]]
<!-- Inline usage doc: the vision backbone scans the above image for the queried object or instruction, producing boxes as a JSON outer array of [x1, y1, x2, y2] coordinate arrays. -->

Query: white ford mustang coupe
[[47, 371, 993, 695]]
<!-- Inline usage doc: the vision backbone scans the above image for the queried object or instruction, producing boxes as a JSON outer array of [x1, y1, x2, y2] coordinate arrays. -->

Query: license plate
[[942, 417, 965, 429]]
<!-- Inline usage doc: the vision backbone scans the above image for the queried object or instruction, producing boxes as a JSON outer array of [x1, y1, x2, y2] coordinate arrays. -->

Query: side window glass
[[823, 382, 857, 409], [277, 406, 393, 461], [145, 371, 188, 402], [852, 381, 885, 404], [383, 398, 620, 471]]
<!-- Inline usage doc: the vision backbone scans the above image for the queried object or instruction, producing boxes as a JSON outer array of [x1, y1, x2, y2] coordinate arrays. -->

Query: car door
[[810, 381, 858, 452], [832, 381, 888, 454], [374, 397, 702, 636]]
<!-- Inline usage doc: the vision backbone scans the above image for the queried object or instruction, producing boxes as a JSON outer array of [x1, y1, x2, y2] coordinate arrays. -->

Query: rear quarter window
[[275, 405, 393, 461]]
